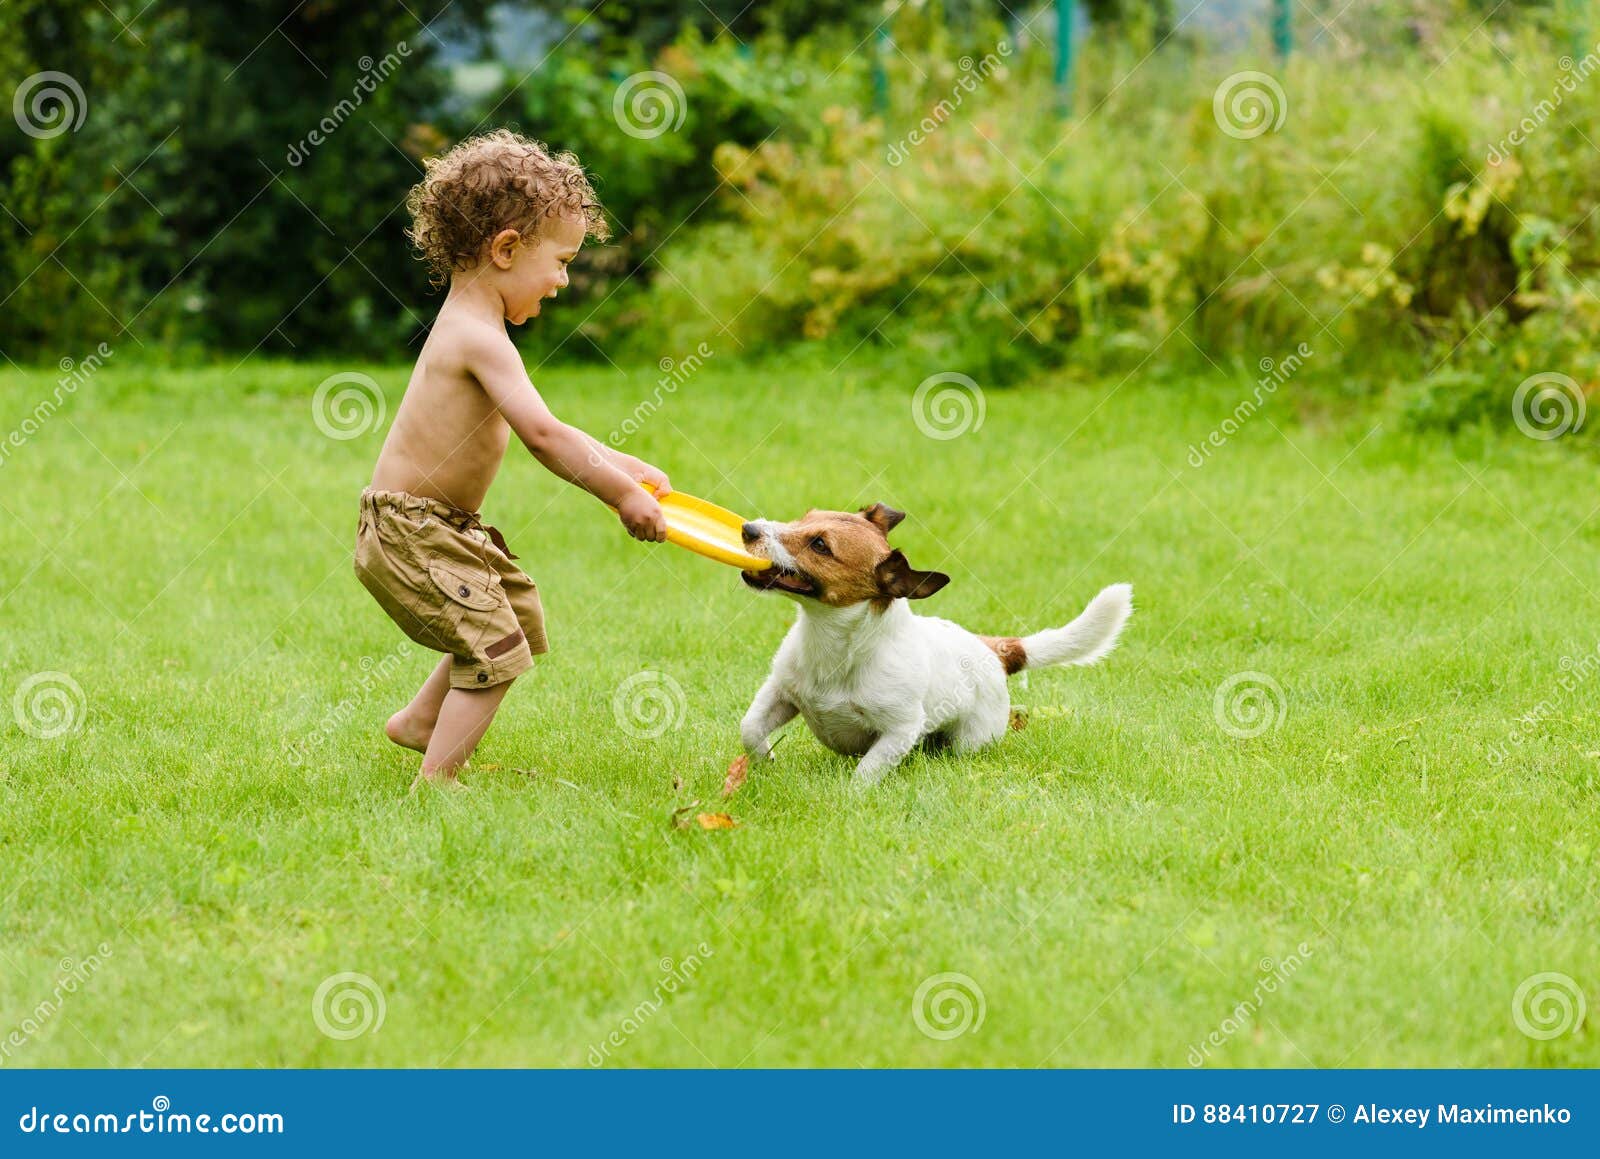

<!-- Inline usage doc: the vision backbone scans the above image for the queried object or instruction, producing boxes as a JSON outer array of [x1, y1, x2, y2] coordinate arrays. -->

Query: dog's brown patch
[[981, 635, 1027, 675]]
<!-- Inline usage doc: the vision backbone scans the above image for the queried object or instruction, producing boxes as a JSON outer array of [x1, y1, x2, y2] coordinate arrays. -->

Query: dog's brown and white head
[[740, 502, 950, 608]]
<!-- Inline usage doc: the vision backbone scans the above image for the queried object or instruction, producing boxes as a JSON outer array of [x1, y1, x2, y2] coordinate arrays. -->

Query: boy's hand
[[617, 488, 668, 543], [627, 458, 672, 497]]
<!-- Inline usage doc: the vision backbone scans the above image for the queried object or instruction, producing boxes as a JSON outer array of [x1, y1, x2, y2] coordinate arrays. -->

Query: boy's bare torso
[[370, 309, 512, 512]]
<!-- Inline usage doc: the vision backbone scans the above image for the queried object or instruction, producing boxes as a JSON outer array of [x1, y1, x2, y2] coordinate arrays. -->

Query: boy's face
[[499, 215, 585, 325]]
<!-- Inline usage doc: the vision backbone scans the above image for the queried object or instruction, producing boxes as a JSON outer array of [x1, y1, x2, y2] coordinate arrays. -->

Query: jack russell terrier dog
[[738, 503, 1132, 785]]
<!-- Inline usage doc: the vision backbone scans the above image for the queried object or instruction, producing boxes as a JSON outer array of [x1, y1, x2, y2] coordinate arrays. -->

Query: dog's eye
[[809, 536, 831, 556]]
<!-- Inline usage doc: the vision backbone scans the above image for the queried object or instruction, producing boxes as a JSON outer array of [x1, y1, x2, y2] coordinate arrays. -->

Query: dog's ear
[[875, 549, 949, 600], [859, 503, 906, 535]]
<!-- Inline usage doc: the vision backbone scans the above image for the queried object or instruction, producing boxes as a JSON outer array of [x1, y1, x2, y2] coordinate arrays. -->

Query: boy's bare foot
[[385, 711, 434, 753], [409, 767, 469, 793]]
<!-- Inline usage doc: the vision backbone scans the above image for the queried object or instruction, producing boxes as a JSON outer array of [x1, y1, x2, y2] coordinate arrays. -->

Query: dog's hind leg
[[740, 678, 799, 760], [946, 702, 1008, 754]]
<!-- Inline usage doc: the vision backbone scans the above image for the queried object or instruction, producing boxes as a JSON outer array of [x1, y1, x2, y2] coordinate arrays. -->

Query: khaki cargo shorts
[[353, 488, 547, 689]]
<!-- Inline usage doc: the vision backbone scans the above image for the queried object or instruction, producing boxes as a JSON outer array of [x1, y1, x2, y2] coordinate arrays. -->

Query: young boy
[[355, 129, 670, 784]]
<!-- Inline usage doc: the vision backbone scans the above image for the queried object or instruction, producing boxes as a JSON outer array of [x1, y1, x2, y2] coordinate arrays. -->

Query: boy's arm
[[466, 333, 666, 540], [579, 432, 672, 496]]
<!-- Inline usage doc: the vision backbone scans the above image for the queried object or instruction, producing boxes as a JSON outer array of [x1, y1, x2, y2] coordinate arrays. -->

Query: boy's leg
[[386, 655, 453, 753], [418, 679, 514, 782]]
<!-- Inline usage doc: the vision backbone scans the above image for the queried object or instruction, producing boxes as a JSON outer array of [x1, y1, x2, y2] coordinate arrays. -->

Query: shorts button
[[476, 672, 488, 683], [458, 585, 470, 597]]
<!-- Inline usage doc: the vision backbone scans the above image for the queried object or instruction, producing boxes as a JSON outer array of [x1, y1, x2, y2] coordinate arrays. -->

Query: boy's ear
[[489, 228, 521, 269], [859, 502, 906, 534], [875, 549, 949, 600]]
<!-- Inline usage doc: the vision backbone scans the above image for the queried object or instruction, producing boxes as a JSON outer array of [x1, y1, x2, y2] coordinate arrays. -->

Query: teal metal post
[[1272, 0, 1292, 60], [1054, 0, 1076, 114], [872, 23, 890, 114]]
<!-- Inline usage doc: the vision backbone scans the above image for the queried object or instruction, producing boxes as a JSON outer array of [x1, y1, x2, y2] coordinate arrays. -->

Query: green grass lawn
[[1, 351, 1596, 1068]]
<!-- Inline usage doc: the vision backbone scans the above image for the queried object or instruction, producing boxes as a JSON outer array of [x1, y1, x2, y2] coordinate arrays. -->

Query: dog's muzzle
[[741, 565, 817, 596], [739, 524, 817, 595]]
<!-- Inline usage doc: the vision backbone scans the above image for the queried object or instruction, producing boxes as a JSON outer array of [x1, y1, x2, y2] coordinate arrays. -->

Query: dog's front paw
[[852, 761, 892, 788]]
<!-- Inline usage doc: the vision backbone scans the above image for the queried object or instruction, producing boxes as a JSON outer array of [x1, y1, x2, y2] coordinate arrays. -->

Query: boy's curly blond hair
[[405, 128, 611, 286]]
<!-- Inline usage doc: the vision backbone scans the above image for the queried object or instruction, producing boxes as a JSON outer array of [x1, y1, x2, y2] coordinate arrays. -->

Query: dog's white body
[[742, 582, 1134, 785]]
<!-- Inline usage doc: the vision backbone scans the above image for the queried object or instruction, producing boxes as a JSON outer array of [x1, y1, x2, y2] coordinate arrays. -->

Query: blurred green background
[[3, 0, 1598, 426]]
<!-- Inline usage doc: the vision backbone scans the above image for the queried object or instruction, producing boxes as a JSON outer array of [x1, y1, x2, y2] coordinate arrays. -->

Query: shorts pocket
[[427, 562, 501, 611]]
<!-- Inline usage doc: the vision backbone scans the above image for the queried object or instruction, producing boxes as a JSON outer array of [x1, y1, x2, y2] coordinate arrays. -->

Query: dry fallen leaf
[[1009, 707, 1029, 731], [696, 812, 737, 830], [672, 771, 684, 792], [722, 754, 749, 798], [669, 801, 701, 830]]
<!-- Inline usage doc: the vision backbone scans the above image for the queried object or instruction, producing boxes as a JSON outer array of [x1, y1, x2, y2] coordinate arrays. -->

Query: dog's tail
[[981, 583, 1133, 675]]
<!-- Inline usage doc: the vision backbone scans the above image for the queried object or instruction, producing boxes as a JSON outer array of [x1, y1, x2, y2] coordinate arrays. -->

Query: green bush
[[0, 0, 469, 362], [632, 5, 1600, 417]]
